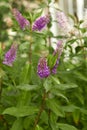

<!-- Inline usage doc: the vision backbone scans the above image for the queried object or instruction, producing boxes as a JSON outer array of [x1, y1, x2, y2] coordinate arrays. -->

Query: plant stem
[[29, 41, 32, 63], [0, 115, 9, 130], [34, 90, 47, 129], [78, 31, 86, 59], [0, 78, 2, 99]]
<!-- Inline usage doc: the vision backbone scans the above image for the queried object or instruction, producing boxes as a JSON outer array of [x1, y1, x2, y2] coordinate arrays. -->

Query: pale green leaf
[[35, 125, 44, 130], [57, 123, 78, 130], [43, 78, 52, 92], [3, 106, 38, 117], [51, 76, 60, 85], [54, 83, 78, 90], [16, 84, 40, 91], [19, 63, 32, 84]]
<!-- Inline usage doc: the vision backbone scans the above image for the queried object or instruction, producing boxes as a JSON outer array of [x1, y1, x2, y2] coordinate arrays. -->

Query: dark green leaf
[[46, 99, 65, 117], [11, 118, 23, 130]]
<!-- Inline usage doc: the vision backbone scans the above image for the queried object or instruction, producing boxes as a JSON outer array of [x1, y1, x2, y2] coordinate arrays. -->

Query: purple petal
[[52, 40, 63, 74], [3, 43, 18, 66], [37, 58, 50, 78], [12, 8, 30, 30], [32, 15, 49, 31]]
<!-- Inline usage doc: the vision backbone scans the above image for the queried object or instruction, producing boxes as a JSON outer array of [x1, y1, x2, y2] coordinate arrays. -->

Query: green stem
[[78, 31, 86, 59], [29, 41, 32, 63], [0, 78, 2, 99], [34, 90, 47, 129]]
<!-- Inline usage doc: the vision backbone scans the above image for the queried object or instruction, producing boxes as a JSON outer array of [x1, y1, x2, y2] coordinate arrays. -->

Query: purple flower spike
[[12, 8, 29, 30], [52, 40, 63, 74], [37, 57, 50, 78], [57, 11, 71, 33], [52, 60, 59, 74], [3, 43, 18, 66], [32, 15, 49, 31], [53, 40, 63, 56]]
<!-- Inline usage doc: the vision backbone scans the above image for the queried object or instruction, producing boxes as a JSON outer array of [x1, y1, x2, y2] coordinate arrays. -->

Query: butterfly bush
[[12, 8, 30, 30], [1, 4, 87, 130], [3, 43, 18, 66]]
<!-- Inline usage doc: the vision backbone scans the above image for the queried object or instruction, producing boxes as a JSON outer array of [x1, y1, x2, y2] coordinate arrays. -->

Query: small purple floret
[[32, 16, 49, 31], [51, 60, 59, 74], [37, 58, 50, 78], [3, 43, 18, 66], [52, 40, 63, 74], [12, 8, 29, 30], [57, 11, 71, 33]]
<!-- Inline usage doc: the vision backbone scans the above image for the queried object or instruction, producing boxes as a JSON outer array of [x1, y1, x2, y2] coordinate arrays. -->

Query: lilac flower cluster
[[13, 8, 49, 31], [3, 9, 50, 67], [12, 8, 30, 30], [52, 40, 63, 74], [57, 11, 71, 33], [37, 40, 63, 78], [3, 43, 18, 66], [4, 9, 63, 75], [32, 15, 49, 31], [37, 58, 50, 78]]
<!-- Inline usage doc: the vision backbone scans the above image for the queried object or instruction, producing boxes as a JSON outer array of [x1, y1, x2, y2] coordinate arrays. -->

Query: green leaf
[[75, 92, 84, 105], [51, 89, 69, 102], [47, 54, 58, 69], [10, 118, 23, 130], [50, 112, 58, 130], [51, 76, 78, 90], [16, 84, 40, 91], [62, 105, 78, 112], [43, 78, 52, 92], [40, 110, 48, 124], [33, 10, 42, 21], [54, 83, 78, 90], [63, 105, 87, 115], [57, 123, 78, 130], [3, 106, 38, 117], [46, 99, 65, 117], [0, 68, 5, 78], [23, 116, 35, 129], [35, 125, 44, 130], [73, 110, 80, 125], [19, 63, 32, 84], [79, 108, 87, 115], [51, 76, 60, 84], [68, 14, 76, 22], [67, 39, 77, 45], [75, 46, 82, 53], [74, 71, 87, 81]]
